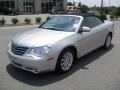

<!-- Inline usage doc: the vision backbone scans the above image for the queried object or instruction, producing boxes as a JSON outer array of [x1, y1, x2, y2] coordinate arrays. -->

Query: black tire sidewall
[[55, 48, 75, 73], [104, 34, 112, 49]]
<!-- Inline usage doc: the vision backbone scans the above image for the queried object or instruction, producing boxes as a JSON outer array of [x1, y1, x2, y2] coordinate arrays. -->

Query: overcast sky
[[68, 0, 120, 7]]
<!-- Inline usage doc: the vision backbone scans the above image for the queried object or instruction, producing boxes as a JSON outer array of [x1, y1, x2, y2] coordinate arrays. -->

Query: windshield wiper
[[41, 27, 63, 31], [42, 27, 56, 30]]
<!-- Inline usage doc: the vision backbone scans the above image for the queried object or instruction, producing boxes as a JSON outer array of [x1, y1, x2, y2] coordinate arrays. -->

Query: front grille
[[11, 43, 28, 56]]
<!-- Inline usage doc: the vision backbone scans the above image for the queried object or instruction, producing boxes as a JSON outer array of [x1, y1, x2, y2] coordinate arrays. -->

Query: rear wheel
[[103, 34, 112, 49], [55, 48, 75, 73]]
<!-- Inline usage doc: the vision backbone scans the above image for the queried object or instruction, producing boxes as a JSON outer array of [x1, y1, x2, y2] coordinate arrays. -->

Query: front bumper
[[7, 49, 56, 74]]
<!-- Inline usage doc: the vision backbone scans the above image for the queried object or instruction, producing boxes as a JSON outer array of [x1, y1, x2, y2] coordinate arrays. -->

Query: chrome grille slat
[[11, 43, 28, 56], [11, 44, 28, 50], [12, 50, 25, 55], [11, 46, 27, 52]]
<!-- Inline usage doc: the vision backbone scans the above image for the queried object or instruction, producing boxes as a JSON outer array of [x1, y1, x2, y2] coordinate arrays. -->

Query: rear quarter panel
[[98, 20, 114, 45], [104, 21, 114, 36]]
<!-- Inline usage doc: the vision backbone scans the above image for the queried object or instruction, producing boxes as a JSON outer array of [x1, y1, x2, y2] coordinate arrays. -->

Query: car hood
[[12, 28, 75, 47]]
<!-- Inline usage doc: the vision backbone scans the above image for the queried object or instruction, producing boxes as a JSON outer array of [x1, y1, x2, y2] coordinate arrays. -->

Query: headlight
[[24, 45, 52, 57]]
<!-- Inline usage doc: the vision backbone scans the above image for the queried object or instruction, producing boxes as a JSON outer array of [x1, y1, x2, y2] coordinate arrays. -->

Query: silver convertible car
[[7, 14, 114, 73]]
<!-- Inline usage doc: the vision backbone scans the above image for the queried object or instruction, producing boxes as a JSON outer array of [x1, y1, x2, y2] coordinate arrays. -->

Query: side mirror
[[78, 26, 90, 33], [81, 26, 91, 32]]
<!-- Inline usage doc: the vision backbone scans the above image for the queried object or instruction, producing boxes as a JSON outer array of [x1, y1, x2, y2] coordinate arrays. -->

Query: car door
[[76, 16, 105, 57]]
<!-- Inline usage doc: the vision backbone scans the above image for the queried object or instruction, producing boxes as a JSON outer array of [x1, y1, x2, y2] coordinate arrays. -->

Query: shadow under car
[[6, 45, 114, 86]]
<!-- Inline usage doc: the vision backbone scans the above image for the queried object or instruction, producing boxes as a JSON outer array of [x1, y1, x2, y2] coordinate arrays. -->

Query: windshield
[[40, 16, 80, 32]]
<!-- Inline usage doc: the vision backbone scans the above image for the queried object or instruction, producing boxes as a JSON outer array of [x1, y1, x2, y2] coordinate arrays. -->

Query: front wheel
[[103, 34, 112, 49], [55, 48, 75, 73]]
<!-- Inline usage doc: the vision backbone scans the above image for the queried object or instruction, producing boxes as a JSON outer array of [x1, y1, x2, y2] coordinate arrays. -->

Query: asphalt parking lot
[[0, 21, 120, 90]]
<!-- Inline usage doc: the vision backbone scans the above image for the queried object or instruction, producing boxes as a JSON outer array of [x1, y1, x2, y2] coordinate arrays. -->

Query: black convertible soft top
[[67, 12, 105, 23]]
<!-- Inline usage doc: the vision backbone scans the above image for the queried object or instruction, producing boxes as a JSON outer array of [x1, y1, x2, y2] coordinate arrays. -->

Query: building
[[67, 6, 80, 12], [0, 0, 67, 14]]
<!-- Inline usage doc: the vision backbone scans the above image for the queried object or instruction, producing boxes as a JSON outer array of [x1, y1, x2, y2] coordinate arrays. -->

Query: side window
[[81, 16, 103, 28]]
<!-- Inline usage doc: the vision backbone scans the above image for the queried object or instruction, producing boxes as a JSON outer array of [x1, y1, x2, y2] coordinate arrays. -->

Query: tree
[[116, 7, 120, 16], [73, 1, 75, 6], [78, 2, 81, 7], [81, 4, 89, 13], [67, 2, 73, 6], [101, 7, 109, 14], [109, 6, 120, 16], [109, 6, 117, 14]]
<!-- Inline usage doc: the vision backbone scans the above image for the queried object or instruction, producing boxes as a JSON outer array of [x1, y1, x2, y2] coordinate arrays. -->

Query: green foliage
[[101, 7, 109, 14], [116, 7, 120, 16], [110, 14, 119, 20], [100, 13, 107, 20], [11, 18, 19, 24], [67, 2, 73, 6], [81, 4, 89, 13], [110, 15, 114, 20], [24, 18, 31, 24], [109, 6, 120, 16], [0, 18, 5, 25], [73, 1, 75, 6], [35, 17, 41, 24], [115, 15, 118, 20], [46, 16, 52, 21], [78, 2, 81, 7]]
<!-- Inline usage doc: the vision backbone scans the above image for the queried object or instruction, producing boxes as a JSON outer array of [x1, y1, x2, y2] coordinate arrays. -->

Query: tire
[[55, 48, 75, 73], [103, 34, 112, 49]]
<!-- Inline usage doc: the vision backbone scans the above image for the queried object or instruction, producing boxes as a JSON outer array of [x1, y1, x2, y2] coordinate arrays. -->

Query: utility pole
[[73, 0, 75, 6], [108, 0, 111, 12], [109, 0, 111, 7], [101, 0, 103, 13]]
